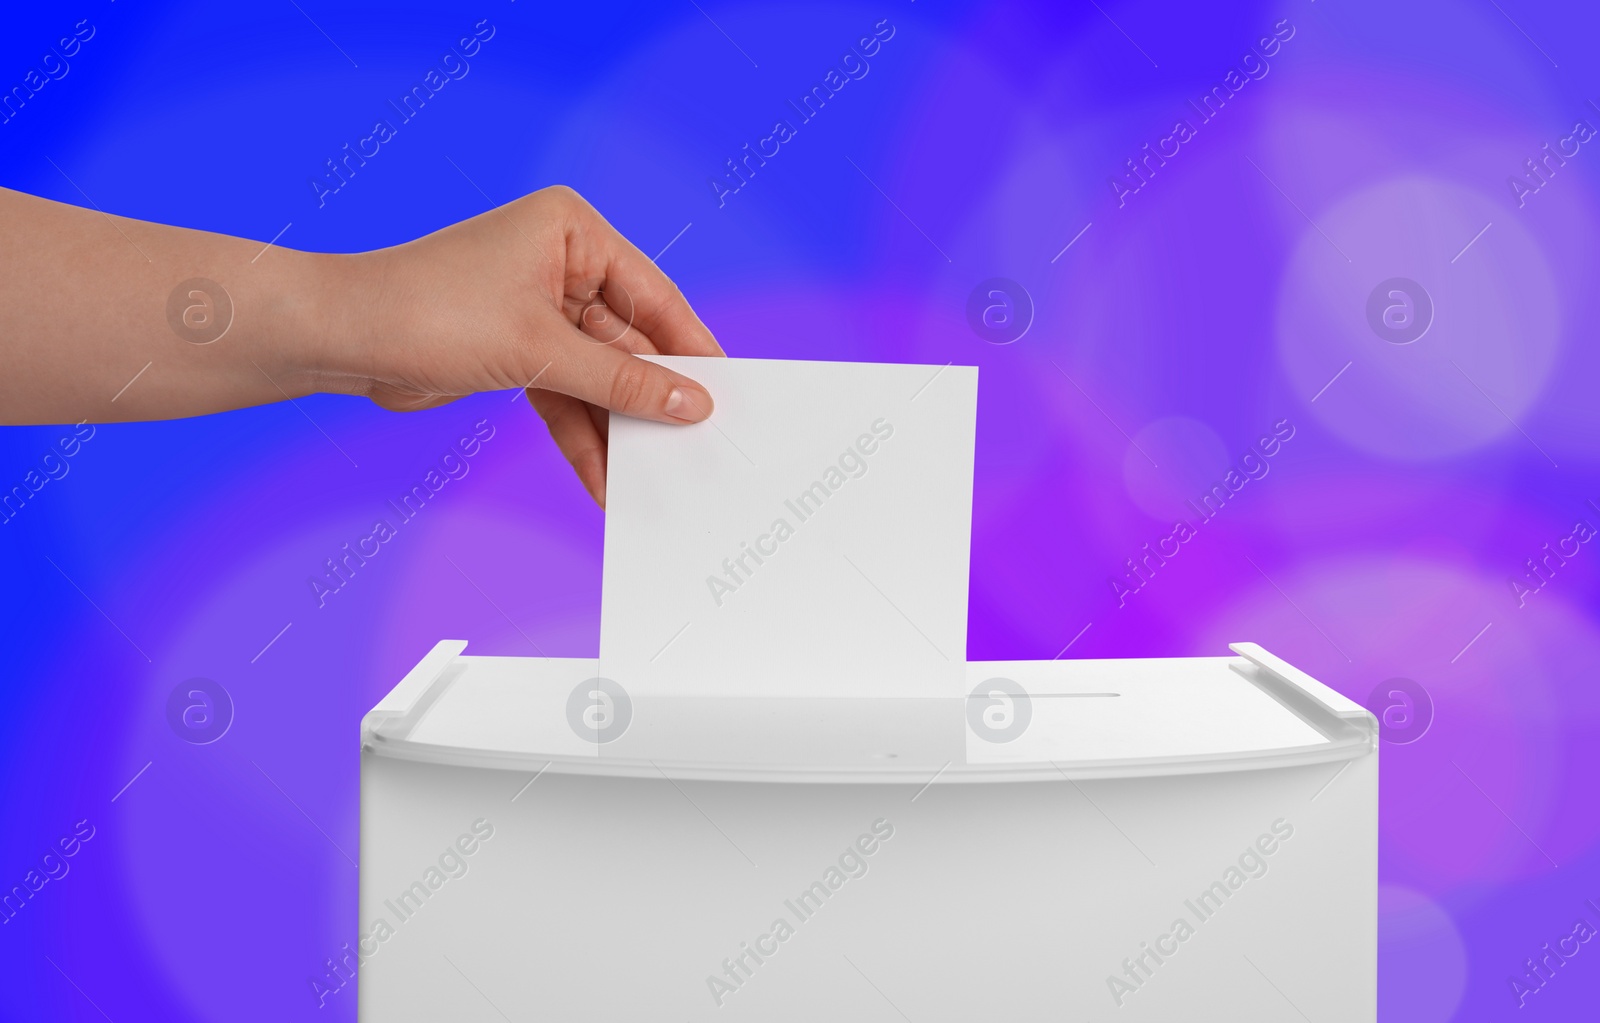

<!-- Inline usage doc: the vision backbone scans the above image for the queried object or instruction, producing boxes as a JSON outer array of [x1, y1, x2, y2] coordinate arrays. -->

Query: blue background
[[4, 0, 1600, 1019]]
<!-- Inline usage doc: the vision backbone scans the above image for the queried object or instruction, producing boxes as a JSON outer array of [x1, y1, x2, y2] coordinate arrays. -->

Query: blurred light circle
[[1275, 177, 1561, 461], [1379, 885, 1469, 1023], [1199, 552, 1600, 883], [1120, 417, 1231, 522]]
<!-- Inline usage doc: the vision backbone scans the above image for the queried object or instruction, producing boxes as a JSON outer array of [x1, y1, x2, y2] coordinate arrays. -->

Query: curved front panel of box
[[354, 643, 1377, 1021]]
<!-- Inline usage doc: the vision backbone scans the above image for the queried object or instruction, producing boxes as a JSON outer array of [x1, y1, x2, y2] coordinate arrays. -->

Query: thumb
[[540, 329, 714, 424]]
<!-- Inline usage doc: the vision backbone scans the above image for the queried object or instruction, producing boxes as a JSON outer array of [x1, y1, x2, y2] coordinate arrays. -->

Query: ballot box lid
[[360, 642, 1375, 783]]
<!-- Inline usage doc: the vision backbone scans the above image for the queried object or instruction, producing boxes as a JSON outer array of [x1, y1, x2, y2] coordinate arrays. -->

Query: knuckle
[[607, 359, 656, 414], [541, 184, 584, 210]]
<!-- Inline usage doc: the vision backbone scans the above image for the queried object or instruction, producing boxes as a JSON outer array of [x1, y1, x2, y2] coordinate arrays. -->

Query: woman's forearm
[[0, 185, 371, 423]]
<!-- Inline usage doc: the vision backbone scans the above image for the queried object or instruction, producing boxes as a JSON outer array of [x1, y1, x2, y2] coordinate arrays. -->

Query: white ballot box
[[357, 640, 1376, 1021]]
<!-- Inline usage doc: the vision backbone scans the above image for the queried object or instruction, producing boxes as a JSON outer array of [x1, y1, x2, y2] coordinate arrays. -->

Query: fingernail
[[664, 387, 709, 422]]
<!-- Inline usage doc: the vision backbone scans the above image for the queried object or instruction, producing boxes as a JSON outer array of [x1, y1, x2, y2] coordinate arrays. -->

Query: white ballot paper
[[598, 356, 977, 698]]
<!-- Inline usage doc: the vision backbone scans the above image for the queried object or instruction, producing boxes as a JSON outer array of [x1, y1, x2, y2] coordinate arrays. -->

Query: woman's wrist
[[272, 248, 390, 399]]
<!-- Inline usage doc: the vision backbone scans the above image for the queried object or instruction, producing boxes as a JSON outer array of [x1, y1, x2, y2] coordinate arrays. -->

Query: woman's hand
[[333, 186, 723, 506]]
